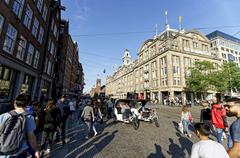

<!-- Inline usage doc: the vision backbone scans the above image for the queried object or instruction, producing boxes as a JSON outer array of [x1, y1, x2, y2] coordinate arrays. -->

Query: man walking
[[0, 94, 40, 158], [56, 95, 69, 145], [107, 99, 113, 119], [81, 100, 97, 138], [191, 122, 229, 158], [225, 98, 240, 158], [211, 100, 232, 148]]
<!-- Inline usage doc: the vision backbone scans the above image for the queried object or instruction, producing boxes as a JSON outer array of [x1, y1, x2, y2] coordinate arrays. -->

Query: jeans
[[216, 128, 233, 149], [41, 129, 54, 150], [85, 121, 92, 134], [182, 120, 191, 135]]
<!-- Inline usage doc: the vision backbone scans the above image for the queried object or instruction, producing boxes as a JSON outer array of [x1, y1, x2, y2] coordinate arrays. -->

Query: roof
[[206, 30, 240, 44]]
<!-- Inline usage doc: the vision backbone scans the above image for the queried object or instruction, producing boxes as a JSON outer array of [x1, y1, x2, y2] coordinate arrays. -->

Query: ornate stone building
[[106, 26, 221, 103]]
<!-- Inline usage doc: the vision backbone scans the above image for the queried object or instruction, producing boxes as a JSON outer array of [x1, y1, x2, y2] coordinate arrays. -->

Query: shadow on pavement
[[172, 121, 181, 133], [147, 144, 166, 158], [167, 138, 185, 158], [64, 131, 109, 158], [79, 130, 118, 158], [176, 132, 193, 156]]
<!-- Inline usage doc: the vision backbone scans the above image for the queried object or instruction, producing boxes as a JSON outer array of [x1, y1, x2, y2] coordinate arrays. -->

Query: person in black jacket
[[200, 100, 216, 137], [200, 100, 212, 123], [40, 99, 58, 154]]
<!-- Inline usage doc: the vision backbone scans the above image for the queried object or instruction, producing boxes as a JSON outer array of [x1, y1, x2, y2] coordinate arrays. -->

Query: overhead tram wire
[[72, 30, 155, 37], [80, 57, 115, 67], [72, 25, 240, 37], [194, 25, 240, 30], [80, 51, 120, 61]]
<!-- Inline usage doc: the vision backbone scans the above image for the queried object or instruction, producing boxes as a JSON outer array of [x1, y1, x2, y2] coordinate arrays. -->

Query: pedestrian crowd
[[178, 98, 240, 158], [1, 92, 240, 158], [0, 93, 114, 158]]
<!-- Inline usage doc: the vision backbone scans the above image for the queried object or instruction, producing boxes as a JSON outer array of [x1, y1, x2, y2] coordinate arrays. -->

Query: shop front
[[0, 65, 16, 102], [20, 74, 34, 94]]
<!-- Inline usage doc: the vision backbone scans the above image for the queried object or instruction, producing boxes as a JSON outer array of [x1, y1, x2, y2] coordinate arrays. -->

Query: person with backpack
[[0, 94, 40, 158], [211, 100, 232, 149], [40, 100, 58, 154]]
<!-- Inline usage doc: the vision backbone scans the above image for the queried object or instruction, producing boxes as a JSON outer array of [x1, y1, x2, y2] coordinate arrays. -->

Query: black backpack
[[0, 111, 28, 155]]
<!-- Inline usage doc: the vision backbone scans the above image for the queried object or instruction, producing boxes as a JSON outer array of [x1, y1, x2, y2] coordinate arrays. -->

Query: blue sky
[[61, 0, 240, 93]]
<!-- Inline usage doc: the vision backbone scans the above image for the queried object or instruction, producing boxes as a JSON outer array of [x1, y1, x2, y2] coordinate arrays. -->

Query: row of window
[[221, 47, 239, 55], [2, 23, 40, 68], [4, 0, 47, 44]]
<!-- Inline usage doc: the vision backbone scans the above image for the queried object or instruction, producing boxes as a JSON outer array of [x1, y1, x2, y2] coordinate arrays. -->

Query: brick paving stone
[[45, 106, 233, 158]]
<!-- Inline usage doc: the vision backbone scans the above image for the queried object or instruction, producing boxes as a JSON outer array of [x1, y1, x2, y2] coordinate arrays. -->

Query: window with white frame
[[3, 24, 18, 54], [37, 0, 43, 12], [173, 77, 180, 85], [33, 50, 39, 68], [12, 0, 25, 18], [193, 42, 198, 48], [42, 3, 48, 21], [173, 66, 180, 74], [0, 15, 4, 34], [172, 55, 180, 65], [23, 5, 33, 29], [26, 43, 34, 65], [38, 26, 44, 44], [32, 17, 39, 38], [16, 36, 27, 60]]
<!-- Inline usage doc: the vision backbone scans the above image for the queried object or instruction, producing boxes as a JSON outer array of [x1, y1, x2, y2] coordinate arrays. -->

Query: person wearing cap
[[225, 97, 240, 158], [191, 122, 229, 158]]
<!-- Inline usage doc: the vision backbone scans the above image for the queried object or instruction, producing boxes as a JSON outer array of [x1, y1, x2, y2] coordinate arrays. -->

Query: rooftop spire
[[178, 16, 183, 32], [165, 11, 170, 30]]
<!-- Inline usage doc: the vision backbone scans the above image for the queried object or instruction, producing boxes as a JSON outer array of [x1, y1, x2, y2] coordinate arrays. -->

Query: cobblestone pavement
[[46, 106, 232, 158]]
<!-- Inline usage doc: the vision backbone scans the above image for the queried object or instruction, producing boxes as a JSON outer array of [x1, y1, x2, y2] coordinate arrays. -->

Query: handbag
[[178, 122, 184, 133], [189, 113, 193, 122]]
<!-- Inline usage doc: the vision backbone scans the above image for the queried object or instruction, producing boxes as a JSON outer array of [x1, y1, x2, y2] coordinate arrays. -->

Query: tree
[[186, 61, 216, 96], [216, 62, 240, 94], [186, 61, 240, 98]]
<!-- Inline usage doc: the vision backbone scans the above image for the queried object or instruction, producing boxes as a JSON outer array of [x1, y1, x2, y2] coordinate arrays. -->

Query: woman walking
[[181, 106, 193, 138], [41, 99, 58, 154]]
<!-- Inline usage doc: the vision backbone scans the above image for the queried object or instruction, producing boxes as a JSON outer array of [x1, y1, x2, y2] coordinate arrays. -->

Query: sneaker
[[45, 148, 50, 154], [94, 132, 98, 136]]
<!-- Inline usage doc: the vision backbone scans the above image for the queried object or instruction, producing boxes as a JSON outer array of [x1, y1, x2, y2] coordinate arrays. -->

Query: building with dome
[[106, 25, 221, 103]]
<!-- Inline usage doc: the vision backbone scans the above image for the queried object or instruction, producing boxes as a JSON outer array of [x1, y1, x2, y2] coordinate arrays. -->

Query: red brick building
[[56, 19, 84, 96], [0, 0, 65, 111]]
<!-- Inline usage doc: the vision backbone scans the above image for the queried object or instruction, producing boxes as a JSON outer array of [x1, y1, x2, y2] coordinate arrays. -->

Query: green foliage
[[186, 61, 240, 94]]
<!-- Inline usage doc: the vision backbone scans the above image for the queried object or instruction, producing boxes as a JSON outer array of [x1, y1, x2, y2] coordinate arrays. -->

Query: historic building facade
[[106, 27, 221, 103], [0, 0, 63, 104]]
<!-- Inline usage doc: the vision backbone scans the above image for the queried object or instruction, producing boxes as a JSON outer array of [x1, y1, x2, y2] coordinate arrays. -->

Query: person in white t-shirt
[[191, 122, 229, 158]]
